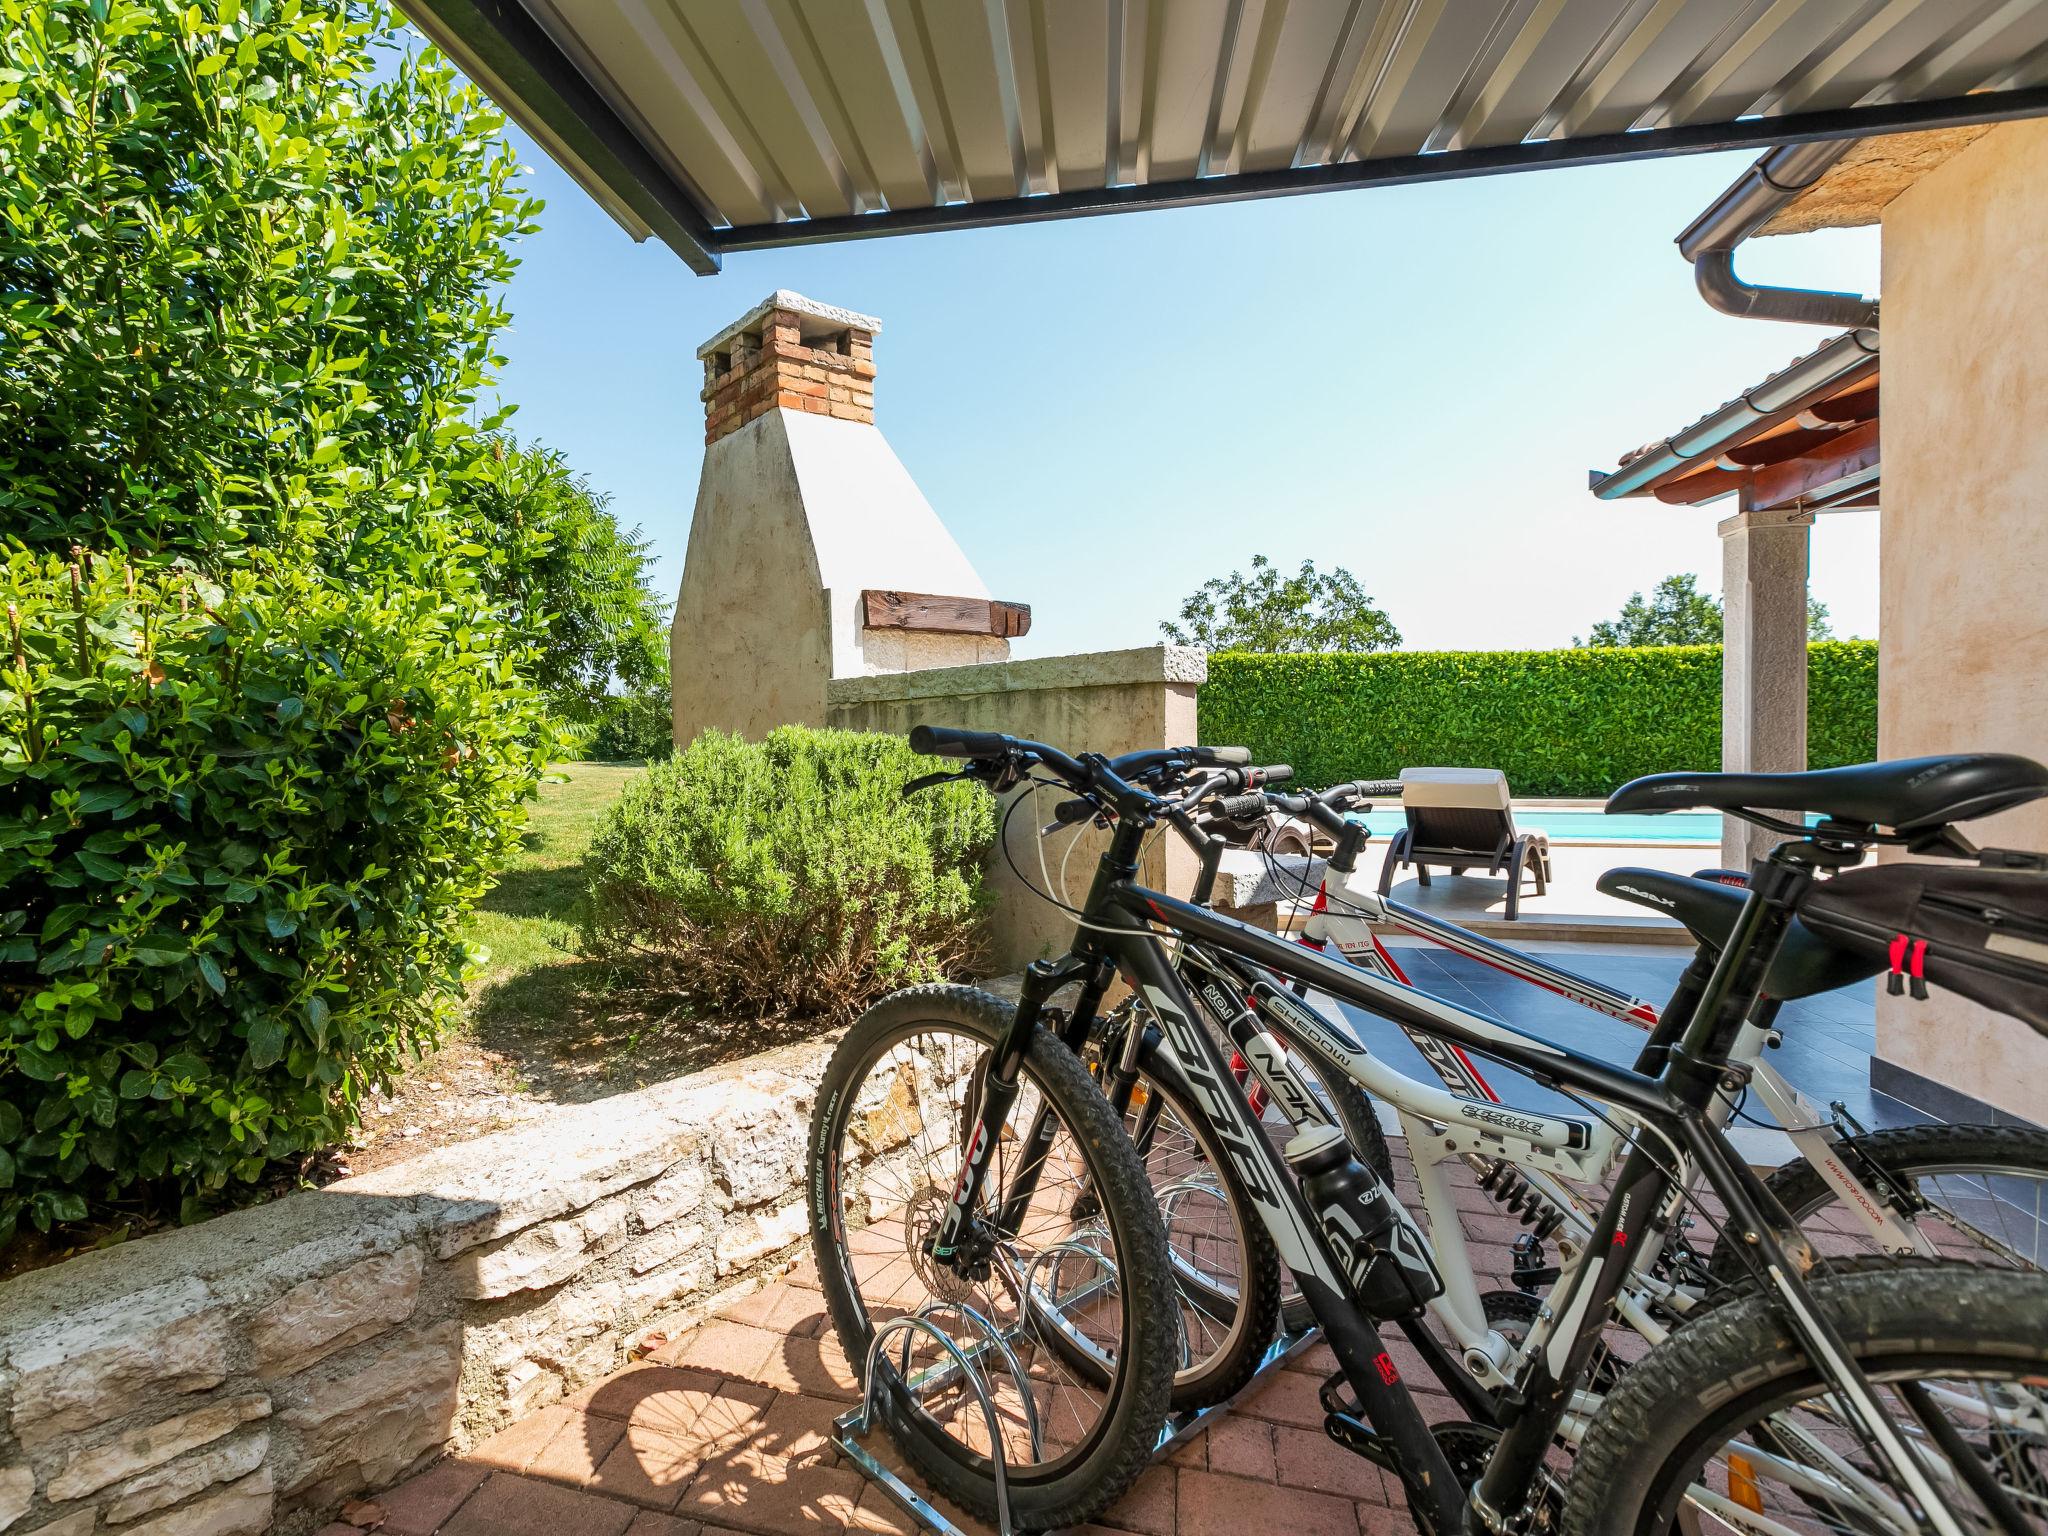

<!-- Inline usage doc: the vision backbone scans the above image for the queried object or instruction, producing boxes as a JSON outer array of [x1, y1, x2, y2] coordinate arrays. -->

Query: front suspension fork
[[934, 955, 1111, 1260]]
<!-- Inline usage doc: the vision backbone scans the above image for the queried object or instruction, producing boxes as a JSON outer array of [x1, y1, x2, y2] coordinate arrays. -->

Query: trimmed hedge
[[1200, 642, 1878, 797]]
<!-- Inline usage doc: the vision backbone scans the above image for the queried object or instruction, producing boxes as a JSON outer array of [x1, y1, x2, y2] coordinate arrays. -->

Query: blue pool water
[[1352, 808, 1722, 844]]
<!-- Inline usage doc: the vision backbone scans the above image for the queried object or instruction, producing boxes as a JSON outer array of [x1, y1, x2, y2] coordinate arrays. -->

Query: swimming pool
[[1351, 808, 1724, 844]]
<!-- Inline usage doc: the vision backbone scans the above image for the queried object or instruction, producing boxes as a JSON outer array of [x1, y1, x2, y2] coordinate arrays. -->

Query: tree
[[1578, 574, 1834, 646], [0, 0, 549, 1235], [1161, 555, 1401, 654], [468, 438, 671, 726]]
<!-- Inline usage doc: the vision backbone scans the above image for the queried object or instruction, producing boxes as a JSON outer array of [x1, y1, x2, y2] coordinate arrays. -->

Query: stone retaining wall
[[0, 1037, 835, 1536]]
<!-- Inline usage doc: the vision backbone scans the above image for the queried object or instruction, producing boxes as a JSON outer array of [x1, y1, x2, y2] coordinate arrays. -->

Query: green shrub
[[1, 553, 547, 1238], [1200, 642, 1879, 797], [586, 688, 675, 763], [0, 1, 548, 1235], [584, 728, 997, 1024]]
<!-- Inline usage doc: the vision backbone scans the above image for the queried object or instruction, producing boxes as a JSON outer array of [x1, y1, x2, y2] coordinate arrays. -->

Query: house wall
[[1874, 117, 2048, 1123]]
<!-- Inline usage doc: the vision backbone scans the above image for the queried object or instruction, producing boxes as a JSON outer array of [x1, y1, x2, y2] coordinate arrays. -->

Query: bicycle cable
[[1002, 777, 1157, 939]]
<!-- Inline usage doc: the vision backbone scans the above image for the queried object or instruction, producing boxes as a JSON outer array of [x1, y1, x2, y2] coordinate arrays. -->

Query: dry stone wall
[[0, 1038, 833, 1536]]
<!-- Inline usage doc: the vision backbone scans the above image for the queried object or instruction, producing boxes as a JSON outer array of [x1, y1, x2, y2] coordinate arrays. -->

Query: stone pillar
[[1718, 504, 1811, 870]]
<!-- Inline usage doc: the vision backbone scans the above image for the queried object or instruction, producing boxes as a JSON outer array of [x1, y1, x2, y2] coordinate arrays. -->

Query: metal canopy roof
[[401, 0, 2048, 274]]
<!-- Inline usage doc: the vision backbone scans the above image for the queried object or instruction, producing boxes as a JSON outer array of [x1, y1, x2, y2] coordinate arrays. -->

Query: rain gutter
[[1676, 141, 1880, 329], [1587, 329, 1878, 500]]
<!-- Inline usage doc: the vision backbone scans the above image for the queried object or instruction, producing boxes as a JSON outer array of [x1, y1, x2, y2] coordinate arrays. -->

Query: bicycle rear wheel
[[1705, 1124, 2048, 1286], [807, 985, 1175, 1532], [1563, 1261, 2048, 1536]]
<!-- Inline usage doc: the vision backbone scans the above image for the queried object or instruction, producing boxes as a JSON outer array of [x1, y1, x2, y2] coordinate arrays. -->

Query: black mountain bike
[[807, 727, 2048, 1535]]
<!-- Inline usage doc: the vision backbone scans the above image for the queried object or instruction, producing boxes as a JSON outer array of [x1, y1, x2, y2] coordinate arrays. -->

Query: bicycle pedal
[[1324, 1410, 1396, 1470], [1319, 1368, 1364, 1419]]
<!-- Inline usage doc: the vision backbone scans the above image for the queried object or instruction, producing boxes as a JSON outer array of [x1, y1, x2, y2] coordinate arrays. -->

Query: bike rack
[[833, 1296, 1318, 1536]]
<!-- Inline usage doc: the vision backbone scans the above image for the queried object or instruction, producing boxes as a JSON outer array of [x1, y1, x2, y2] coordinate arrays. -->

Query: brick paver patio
[[323, 1146, 1519, 1536]]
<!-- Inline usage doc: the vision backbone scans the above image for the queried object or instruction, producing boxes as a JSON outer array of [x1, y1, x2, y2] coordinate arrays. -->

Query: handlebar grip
[[1049, 797, 1096, 828], [909, 725, 1011, 760], [1200, 746, 1252, 767], [1257, 764, 1295, 787], [1212, 792, 1267, 821]]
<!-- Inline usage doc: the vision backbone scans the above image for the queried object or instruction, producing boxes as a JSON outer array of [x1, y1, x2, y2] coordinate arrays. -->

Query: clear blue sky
[[481, 113, 1881, 659]]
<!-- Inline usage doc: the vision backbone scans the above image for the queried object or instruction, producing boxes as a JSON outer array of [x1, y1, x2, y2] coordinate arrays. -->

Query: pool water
[[1351, 808, 1723, 844]]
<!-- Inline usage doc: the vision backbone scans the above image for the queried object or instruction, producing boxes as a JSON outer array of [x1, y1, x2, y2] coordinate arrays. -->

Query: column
[[1719, 504, 1812, 870]]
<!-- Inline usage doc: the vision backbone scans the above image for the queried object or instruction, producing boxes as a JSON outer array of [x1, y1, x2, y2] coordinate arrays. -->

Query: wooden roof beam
[[1743, 419, 1880, 511]]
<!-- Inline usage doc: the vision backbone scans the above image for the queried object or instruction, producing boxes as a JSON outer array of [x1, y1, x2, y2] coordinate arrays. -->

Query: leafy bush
[[584, 729, 996, 1024], [586, 688, 675, 763], [1200, 642, 1879, 797], [0, 1, 547, 1234], [1, 553, 547, 1238]]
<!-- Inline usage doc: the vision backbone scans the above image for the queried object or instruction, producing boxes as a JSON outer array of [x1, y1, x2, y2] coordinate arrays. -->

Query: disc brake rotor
[[906, 1183, 979, 1304]]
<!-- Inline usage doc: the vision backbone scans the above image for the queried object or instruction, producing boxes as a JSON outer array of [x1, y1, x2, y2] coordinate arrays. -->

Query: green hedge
[[1199, 642, 1878, 797]]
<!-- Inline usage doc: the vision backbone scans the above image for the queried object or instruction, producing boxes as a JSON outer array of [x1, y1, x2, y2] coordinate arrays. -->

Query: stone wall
[[827, 644, 1207, 970], [0, 1039, 833, 1536]]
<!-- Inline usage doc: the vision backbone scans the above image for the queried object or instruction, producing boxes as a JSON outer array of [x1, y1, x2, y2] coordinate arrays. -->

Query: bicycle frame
[[947, 813, 1973, 1536], [1298, 874, 1933, 1257]]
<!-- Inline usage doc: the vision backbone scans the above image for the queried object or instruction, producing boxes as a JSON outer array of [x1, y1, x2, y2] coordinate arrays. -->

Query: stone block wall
[[0, 1040, 834, 1536], [827, 644, 1208, 969]]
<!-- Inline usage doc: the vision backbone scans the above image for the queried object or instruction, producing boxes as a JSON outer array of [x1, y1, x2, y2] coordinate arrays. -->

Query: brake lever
[[901, 766, 982, 799]]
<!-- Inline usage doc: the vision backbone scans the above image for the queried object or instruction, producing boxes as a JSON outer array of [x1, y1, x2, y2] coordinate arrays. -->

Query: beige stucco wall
[[1875, 117, 2048, 1122], [828, 646, 1207, 972], [670, 412, 835, 742], [670, 409, 1007, 747]]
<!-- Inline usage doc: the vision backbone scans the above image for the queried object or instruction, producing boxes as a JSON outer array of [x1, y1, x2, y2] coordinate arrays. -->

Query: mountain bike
[[808, 728, 2048, 1535], [1257, 779, 2048, 1283], [1050, 757, 2048, 1405]]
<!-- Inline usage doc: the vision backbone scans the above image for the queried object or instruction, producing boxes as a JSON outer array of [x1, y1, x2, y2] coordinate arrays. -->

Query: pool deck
[[1374, 840, 1706, 939]]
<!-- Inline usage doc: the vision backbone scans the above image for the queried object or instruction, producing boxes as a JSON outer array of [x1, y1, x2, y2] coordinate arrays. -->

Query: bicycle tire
[[807, 985, 1176, 1531], [1704, 1122, 2048, 1287], [1074, 1053, 1284, 1411], [1562, 1260, 2048, 1536]]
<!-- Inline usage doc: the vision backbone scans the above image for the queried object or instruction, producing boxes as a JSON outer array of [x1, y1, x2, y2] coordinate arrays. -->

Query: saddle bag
[[1795, 858, 2048, 1038]]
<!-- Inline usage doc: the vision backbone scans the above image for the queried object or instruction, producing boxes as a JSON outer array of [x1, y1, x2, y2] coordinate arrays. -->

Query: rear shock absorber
[[1469, 1157, 1566, 1241]]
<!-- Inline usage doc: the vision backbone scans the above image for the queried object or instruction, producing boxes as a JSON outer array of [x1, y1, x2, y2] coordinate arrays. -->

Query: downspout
[[1677, 141, 1880, 329]]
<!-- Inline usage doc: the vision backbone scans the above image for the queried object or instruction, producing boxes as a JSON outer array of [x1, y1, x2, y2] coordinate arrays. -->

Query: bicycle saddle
[[1597, 867, 1884, 1000], [1606, 754, 2048, 834]]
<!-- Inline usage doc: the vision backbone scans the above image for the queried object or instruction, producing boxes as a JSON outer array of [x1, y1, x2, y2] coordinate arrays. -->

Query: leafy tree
[[1578, 574, 1834, 647], [1162, 555, 1402, 654], [0, 0, 548, 1236], [467, 438, 671, 726]]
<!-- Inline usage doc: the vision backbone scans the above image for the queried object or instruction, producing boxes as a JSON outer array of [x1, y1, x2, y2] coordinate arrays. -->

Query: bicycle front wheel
[[807, 986, 1175, 1532], [1563, 1260, 2048, 1536]]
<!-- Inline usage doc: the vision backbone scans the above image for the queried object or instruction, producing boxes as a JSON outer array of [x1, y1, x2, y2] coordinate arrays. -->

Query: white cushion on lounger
[[1398, 767, 1512, 812]]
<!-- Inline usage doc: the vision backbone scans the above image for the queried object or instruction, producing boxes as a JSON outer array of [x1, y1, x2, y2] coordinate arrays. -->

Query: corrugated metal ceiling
[[400, 0, 2048, 271]]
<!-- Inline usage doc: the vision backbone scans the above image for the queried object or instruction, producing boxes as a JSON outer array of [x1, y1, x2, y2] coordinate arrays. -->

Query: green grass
[[465, 761, 642, 989], [448, 760, 807, 1102]]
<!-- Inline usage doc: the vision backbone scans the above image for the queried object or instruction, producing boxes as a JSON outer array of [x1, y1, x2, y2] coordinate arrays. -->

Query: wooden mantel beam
[[861, 590, 1032, 638]]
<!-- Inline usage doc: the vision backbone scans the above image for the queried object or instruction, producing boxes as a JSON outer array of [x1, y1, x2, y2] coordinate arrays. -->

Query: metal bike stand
[[834, 1298, 1320, 1536], [835, 1303, 1034, 1536]]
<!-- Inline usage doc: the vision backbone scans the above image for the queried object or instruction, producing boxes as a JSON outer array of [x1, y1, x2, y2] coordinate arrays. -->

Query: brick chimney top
[[699, 291, 879, 446]]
